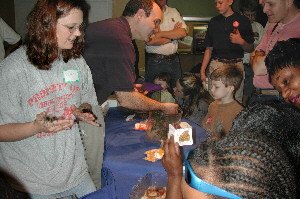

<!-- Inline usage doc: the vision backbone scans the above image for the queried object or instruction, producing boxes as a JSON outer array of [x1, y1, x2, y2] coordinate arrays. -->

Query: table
[[81, 107, 208, 199]]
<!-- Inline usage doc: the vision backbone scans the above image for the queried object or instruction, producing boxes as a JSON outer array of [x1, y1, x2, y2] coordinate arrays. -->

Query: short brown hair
[[122, 0, 161, 17], [25, 0, 89, 70], [210, 65, 243, 92]]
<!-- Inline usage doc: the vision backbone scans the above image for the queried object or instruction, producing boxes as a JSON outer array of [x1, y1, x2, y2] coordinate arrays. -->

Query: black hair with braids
[[188, 102, 300, 198], [265, 38, 300, 82]]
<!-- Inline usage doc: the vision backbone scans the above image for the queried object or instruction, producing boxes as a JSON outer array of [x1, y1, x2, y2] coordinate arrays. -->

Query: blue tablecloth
[[82, 107, 208, 199]]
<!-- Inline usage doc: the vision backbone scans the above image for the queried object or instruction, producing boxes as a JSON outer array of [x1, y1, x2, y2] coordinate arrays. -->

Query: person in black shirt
[[200, 0, 254, 103]]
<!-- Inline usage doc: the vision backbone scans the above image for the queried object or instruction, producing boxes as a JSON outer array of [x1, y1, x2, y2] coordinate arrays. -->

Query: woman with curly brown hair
[[0, 0, 99, 198]]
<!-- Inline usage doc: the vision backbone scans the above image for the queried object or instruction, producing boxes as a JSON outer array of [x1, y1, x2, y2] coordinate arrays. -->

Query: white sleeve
[[0, 18, 21, 45], [171, 8, 188, 31]]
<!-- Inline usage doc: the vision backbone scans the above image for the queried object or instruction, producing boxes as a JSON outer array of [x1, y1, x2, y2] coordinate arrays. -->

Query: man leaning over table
[[145, 0, 188, 89], [83, 0, 179, 189]]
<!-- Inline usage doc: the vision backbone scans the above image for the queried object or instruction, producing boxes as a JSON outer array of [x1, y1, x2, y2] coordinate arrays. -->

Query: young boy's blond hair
[[210, 65, 243, 94]]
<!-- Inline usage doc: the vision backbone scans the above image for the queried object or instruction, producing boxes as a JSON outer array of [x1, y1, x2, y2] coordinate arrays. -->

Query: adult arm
[[75, 59, 99, 126], [162, 136, 183, 199], [157, 24, 187, 39], [0, 112, 74, 142], [200, 47, 213, 82], [147, 22, 187, 46], [115, 91, 178, 115]]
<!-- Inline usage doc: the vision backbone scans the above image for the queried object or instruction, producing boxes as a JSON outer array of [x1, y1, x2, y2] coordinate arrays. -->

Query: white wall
[[14, 0, 112, 38], [87, 0, 112, 23], [14, 0, 35, 38]]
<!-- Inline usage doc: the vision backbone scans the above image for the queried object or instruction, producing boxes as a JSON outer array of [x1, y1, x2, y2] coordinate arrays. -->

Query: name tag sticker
[[63, 70, 79, 83]]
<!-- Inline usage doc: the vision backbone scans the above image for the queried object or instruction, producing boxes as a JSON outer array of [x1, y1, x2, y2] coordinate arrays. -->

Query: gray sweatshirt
[[0, 47, 98, 195]]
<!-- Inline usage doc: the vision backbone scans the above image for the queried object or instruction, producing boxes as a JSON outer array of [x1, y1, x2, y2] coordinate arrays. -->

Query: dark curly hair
[[188, 102, 300, 198], [265, 38, 300, 82], [122, 0, 161, 17], [25, 0, 90, 70]]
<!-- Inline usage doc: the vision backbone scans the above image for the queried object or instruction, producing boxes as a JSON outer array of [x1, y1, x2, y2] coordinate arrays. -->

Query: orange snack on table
[[135, 123, 148, 130], [144, 148, 164, 162]]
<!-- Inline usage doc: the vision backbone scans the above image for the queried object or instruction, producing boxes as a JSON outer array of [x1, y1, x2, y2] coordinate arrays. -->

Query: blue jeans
[[29, 175, 96, 199], [145, 53, 182, 89]]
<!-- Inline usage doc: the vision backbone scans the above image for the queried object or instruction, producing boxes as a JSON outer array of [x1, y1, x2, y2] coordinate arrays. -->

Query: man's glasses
[[184, 159, 242, 199], [58, 22, 84, 33]]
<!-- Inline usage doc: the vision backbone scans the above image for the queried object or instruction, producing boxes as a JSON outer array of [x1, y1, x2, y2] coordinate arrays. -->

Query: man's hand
[[161, 103, 179, 115], [250, 50, 267, 75]]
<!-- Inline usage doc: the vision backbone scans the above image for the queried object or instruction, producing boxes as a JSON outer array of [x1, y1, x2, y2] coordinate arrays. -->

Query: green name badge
[[63, 70, 79, 83]]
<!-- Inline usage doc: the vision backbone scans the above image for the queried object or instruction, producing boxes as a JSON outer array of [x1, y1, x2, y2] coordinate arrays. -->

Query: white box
[[100, 99, 119, 116], [168, 122, 193, 146]]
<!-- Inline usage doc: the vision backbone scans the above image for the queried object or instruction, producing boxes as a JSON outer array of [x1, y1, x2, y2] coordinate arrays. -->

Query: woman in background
[[265, 38, 300, 109]]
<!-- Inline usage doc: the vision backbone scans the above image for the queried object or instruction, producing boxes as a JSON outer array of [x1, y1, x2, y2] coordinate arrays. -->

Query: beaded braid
[[188, 102, 300, 198]]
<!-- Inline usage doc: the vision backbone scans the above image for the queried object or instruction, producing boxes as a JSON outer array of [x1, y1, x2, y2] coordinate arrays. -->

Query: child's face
[[271, 67, 300, 109], [174, 80, 184, 98], [154, 78, 168, 90], [215, 0, 233, 15], [211, 80, 233, 100]]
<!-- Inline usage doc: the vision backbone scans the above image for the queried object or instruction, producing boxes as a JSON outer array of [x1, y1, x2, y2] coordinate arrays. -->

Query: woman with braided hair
[[265, 38, 300, 109], [162, 102, 300, 198]]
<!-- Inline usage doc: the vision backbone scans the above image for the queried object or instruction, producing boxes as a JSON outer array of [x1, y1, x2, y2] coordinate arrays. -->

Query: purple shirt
[[84, 17, 136, 104]]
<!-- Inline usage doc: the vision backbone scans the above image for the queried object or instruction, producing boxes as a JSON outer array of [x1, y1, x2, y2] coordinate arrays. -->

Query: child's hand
[[200, 72, 206, 82], [229, 29, 244, 45]]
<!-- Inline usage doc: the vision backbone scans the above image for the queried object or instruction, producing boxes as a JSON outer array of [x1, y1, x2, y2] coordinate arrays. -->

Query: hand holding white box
[[168, 122, 193, 146]]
